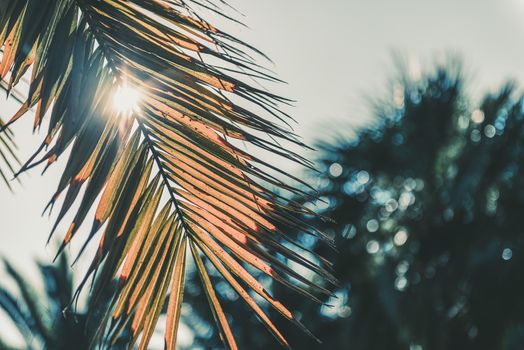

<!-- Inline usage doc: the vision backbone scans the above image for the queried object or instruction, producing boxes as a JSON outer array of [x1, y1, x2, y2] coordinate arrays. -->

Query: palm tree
[[0, 253, 131, 350], [0, 1, 334, 349]]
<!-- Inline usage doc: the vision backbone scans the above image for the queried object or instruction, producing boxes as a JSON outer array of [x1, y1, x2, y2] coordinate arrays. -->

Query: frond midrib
[[76, 0, 191, 234]]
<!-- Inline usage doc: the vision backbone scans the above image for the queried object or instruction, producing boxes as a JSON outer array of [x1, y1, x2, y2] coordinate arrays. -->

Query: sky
[[1, 0, 524, 342]]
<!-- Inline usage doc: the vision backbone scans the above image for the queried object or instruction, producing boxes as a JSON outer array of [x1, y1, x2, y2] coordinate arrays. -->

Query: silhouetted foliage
[[0, 253, 130, 350], [184, 63, 524, 350]]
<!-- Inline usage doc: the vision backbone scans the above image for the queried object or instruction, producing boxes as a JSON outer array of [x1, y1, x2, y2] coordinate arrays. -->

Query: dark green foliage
[[185, 63, 524, 349], [0, 253, 130, 350]]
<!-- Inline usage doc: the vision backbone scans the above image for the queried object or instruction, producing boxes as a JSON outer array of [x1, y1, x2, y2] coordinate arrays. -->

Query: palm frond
[[0, 117, 19, 190], [0, 1, 335, 348]]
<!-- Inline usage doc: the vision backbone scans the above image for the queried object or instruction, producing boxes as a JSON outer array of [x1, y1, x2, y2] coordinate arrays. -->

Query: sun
[[112, 83, 141, 114]]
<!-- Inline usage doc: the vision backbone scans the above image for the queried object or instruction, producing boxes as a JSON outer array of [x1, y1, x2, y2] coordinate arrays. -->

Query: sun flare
[[112, 84, 141, 114]]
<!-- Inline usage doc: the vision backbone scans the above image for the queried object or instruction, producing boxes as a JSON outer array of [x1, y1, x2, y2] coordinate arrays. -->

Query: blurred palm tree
[[184, 61, 524, 349], [0, 1, 333, 348], [0, 253, 130, 350]]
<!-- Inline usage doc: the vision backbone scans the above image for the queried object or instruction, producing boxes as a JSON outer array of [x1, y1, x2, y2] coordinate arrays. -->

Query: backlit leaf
[[0, 1, 336, 348]]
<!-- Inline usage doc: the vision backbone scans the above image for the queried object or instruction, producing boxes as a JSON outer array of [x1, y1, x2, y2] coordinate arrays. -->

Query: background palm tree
[[183, 61, 524, 350], [0, 252, 131, 350]]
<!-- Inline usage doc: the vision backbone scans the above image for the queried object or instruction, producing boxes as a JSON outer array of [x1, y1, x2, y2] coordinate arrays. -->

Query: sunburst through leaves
[[0, 0, 336, 349], [113, 83, 141, 115]]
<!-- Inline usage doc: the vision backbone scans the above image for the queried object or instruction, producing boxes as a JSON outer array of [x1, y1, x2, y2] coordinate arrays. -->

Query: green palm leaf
[[0, 1, 336, 348]]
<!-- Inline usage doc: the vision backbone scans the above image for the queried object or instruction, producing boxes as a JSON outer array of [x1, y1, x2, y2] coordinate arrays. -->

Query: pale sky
[[1, 0, 524, 336]]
